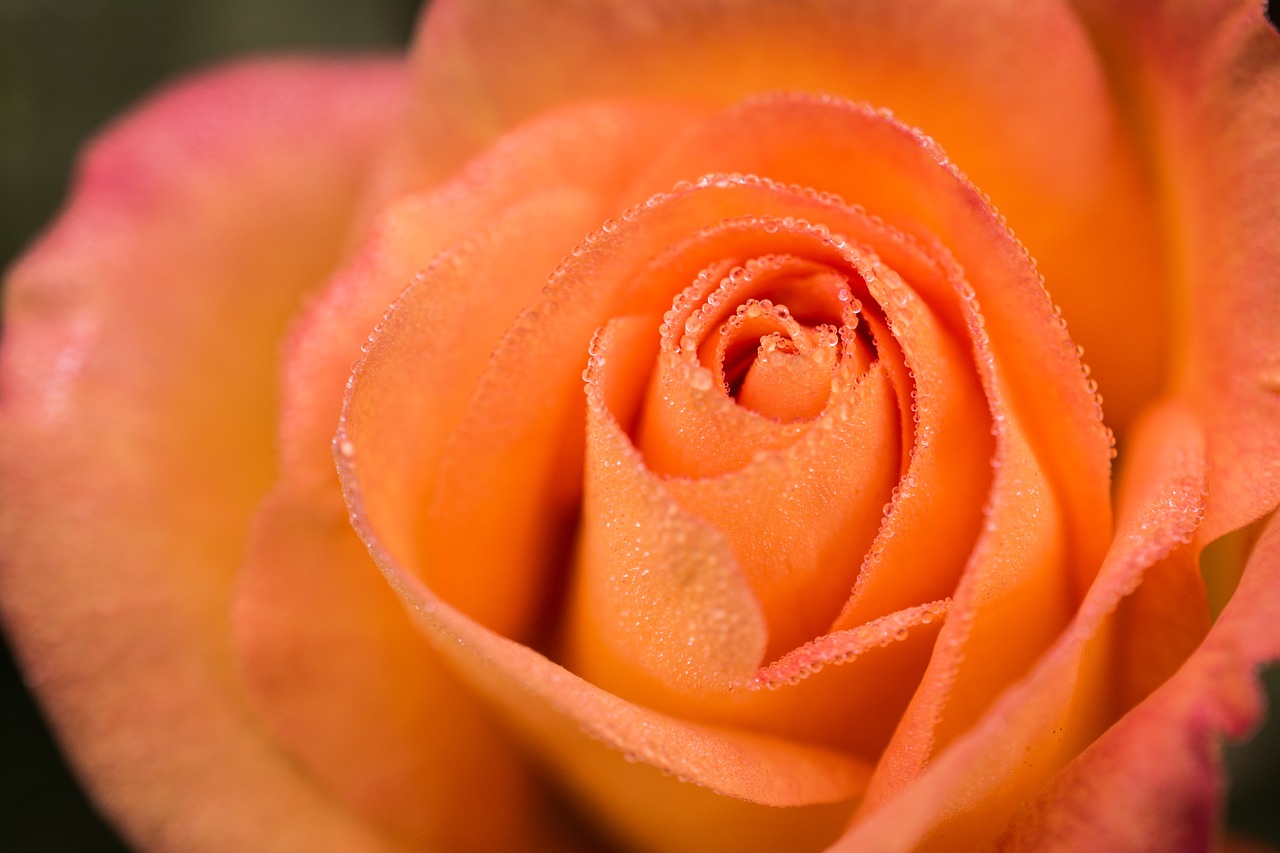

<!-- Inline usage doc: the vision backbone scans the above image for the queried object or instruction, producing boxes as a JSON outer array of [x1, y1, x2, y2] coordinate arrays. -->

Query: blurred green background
[[1, 0, 1278, 850], [1, 0, 423, 265]]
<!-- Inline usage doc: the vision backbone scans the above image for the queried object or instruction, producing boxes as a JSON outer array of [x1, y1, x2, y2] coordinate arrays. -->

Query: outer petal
[[996, 508, 1280, 851], [0, 60, 408, 851], [1071, 0, 1280, 540], [1167, 3, 1280, 542], [393, 0, 1169, 432]]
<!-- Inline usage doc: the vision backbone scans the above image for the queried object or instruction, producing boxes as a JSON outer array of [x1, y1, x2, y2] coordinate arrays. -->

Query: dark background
[[1, 1, 1277, 850]]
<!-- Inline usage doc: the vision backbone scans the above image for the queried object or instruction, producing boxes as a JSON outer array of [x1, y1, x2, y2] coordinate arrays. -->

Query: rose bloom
[[3, 0, 1280, 851]]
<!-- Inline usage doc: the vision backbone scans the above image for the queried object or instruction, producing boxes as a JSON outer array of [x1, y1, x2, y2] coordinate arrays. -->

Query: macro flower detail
[[3, 2, 1279, 852]]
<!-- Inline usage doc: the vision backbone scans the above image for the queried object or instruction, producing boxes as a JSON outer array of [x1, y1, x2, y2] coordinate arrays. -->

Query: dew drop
[[690, 369, 714, 392]]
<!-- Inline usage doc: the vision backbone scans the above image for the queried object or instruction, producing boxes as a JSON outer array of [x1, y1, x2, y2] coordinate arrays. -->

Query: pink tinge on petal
[[1, 59, 411, 852], [995, 510, 1280, 851], [1070, 0, 1280, 541], [1164, 6, 1280, 544]]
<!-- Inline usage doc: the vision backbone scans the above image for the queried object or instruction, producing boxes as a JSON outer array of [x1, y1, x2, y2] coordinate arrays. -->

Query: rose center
[[655, 254, 872, 427]]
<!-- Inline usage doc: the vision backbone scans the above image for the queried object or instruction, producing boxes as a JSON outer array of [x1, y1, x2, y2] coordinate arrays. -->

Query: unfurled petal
[[996, 506, 1280, 851], [1071, 0, 1280, 541], [0, 59, 407, 852]]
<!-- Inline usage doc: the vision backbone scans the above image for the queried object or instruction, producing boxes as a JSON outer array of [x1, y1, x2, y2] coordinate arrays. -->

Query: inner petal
[[638, 250, 876, 477], [737, 328, 835, 422]]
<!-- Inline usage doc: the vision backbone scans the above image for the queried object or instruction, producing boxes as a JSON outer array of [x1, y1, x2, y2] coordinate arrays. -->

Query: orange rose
[[3, 2, 1279, 851]]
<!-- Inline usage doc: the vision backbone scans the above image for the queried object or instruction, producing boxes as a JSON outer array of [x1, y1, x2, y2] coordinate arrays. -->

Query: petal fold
[[835, 400, 1209, 851], [996, 505, 1280, 851]]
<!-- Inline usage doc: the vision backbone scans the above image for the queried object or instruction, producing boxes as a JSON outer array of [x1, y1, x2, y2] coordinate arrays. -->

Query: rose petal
[[383, 103, 1113, 825], [277, 99, 702, 495], [340, 340, 871, 847], [567, 312, 949, 760], [572, 316, 771, 691], [832, 400, 1210, 850], [613, 98, 1113, 802], [416, 178, 905, 679], [636, 255, 863, 478], [235, 187, 610, 847], [231, 101, 702, 846], [1073, 0, 1280, 542], [404, 0, 1110, 208], [398, 0, 1168, 431], [659, 360, 900, 659], [0, 59, 407, 851], [581, 254, 903, 661], [625, 95, 1116, 586], [233, 489, 553, 850], [995, 510, 1280, 851], [335, 198, 872, 793], [830, 261, 991, 630], [335, 186, 891, 853]]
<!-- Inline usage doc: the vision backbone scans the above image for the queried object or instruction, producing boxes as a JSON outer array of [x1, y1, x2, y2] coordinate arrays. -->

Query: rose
[[3, 1, 1279, 851], [4, 2, 1278, 850]]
